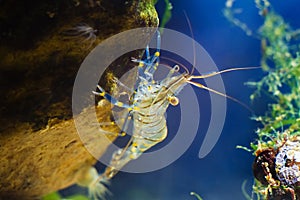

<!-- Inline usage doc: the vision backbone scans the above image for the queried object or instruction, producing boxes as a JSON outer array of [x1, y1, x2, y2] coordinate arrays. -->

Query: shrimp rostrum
[[91, 31, 257, 199]]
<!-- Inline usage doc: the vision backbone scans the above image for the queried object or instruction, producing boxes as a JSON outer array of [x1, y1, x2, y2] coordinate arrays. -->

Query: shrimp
[[90, 30, 259, 199]]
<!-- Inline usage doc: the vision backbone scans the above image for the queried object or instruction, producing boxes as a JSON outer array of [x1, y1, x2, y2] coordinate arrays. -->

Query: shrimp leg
[[93, 85, 132, 108]]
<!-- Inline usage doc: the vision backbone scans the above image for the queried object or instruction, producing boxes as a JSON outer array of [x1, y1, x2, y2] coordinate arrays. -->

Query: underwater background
[[101, 1, 300, 200], [1, 0, 300, 200]]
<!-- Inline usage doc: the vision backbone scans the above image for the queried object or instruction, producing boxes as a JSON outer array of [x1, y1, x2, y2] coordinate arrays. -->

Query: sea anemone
[[64, 23, 97, 48]]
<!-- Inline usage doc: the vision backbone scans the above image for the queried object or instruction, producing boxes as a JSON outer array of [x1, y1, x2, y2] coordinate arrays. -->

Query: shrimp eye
[[168, 96, 179, 106]]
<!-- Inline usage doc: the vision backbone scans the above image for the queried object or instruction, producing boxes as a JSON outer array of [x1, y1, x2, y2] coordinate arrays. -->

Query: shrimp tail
[[88, 177, 111, 200], [76, 167, 111, 200]]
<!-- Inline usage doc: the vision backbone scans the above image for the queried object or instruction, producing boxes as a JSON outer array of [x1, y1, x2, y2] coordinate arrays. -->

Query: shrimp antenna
[[183, 11, 196, 75], [183, 12, 261, 79], [189, 66, 261, 79], [187, 80, 254, 113]]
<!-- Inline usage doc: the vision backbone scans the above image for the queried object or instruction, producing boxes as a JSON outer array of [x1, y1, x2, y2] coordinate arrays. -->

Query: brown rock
[[0, 0, 158, 198]]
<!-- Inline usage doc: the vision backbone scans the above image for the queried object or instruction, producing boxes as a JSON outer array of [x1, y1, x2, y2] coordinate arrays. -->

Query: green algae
[[225, 0, 300, 199], [43, 192, 89, 200], [158, 0, 173, 31], [152, 0, 172, 30], [190, 192, 203, 200]]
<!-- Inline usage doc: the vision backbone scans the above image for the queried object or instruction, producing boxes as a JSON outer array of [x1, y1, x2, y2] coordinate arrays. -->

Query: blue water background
[[105, 1, 300, 200]]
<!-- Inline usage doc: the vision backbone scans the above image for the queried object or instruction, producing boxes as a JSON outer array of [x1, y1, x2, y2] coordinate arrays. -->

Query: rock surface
[[0, 0, 158, 199]]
